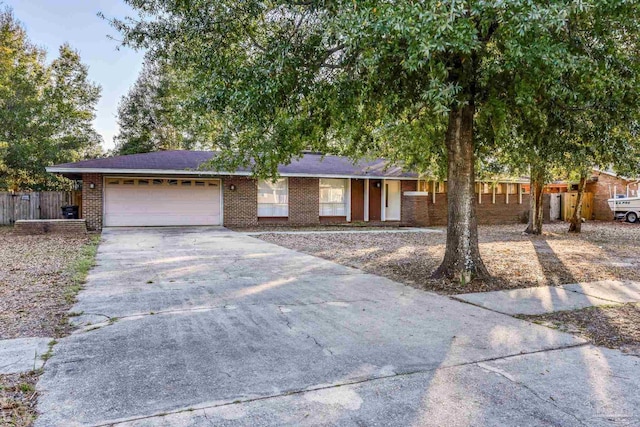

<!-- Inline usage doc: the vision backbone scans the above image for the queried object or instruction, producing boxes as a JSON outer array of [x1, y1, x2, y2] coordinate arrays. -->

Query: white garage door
[[104, 177, 221, 227]]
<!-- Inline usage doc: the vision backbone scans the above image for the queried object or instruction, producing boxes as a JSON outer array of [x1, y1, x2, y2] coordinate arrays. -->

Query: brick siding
[[586, 172, 632, 220], [14, 219, 87, 235], [82, 173, 103, 231], [402, 192, 537, 226], [82, 172, 549, 228], [289, 178, 321, 225], [222, 177, 258, 227]]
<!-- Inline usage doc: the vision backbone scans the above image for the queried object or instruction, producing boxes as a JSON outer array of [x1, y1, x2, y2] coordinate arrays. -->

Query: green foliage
[[0, 8, 103, 191], [111, 0, 640, 180], [113, 55, 213, 155]]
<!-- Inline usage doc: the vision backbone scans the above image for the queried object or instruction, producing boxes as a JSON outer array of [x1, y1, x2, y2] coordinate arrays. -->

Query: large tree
[[114, 56, 207, 154], [489, 8, 640, 235], [112, 0, 640, 282], [0, 9, 102, 190]]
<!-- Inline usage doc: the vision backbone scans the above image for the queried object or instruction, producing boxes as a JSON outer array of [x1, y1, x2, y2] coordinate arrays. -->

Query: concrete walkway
[[0, 337, 51, 374], [455, 280, 640, 316], [35, 228, 640, 426], [242, 227, 442, 235]]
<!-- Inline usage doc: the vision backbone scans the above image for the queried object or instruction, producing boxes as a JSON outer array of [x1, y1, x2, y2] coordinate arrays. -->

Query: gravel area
[[0, 227, 96, 339], [523, 303, 640, 355], [257, 222, 640, 294]]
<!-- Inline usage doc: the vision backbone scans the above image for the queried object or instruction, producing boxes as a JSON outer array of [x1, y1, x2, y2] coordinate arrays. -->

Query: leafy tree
[[114, 56, 206, 154], [112, 0, 640, 281], [0, 8, 102, 191], [490, 7, 640, 235]]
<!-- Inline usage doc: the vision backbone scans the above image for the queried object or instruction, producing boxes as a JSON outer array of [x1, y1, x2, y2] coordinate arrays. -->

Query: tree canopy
[[113, 55, 213, 155], [112, 0, 640, 281], [0, 8, 102, 191]]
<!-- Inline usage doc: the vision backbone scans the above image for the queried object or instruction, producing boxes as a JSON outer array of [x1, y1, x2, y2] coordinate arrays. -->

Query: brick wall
[[400, 181, 430, 227], [289, 178, 320, 225], [224, 177, 322, 227], [14, 219, 87, 235], [476, 194, 530, 224], [586, 172, 632, 220], [82, 173, 103, 231], [402, 192, 534, 226], [223, 177, 258, 227]]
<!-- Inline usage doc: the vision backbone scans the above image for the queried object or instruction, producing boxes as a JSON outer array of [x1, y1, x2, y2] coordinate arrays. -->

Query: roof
[[46, 150, 418, 180]]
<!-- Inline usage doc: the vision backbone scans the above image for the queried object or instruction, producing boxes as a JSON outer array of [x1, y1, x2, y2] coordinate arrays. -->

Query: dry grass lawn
[[257, 222, 640, 294], [524, 303, 640, 355], [0, 227, 98, 427]]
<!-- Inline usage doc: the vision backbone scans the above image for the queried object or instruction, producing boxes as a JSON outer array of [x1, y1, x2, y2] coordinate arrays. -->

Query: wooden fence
[[0, 191, 82, 225], [562, 191, 594, 221]]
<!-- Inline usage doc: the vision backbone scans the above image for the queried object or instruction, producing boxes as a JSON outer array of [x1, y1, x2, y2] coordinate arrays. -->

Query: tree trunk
[[524, 166, 545, 235], [568, 173, 588, 233], [432, 103, 490, 284]]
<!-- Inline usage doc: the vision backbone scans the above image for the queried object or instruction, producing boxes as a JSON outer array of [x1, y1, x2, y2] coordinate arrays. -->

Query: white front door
[[385, 180, 401, 221], [104, 177, 221, 227]]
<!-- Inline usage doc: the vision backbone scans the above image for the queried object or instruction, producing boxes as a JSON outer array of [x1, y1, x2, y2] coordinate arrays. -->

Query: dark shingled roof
[[48, 150, 418, 179]]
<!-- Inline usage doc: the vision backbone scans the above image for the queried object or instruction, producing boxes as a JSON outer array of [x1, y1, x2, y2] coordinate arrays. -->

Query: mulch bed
[[257, 222, 640, 294], [0, 371, 39, 427], [0, 226, 97, 426], [522, 303, 640, 354], [0, 227, 92, 339]]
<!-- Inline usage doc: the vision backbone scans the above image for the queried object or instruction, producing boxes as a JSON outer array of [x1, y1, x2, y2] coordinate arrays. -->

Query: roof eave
[[45, 167, 418, 180]]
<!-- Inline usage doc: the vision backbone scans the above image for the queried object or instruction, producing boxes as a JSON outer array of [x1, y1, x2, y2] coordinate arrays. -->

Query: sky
[[6, 0, 146, 151]]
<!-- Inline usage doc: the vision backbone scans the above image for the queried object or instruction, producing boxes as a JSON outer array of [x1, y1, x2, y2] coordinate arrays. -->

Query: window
[[152, 179, 164, 185], [181, 180, 192, 187], [319, 178, 347, 216], [436, 181, 447, 193], [137, 179, 149, 186], [107, 178, 120, 186], [418, 180, 430, 192], [122, 179, 135, 185], [167, 179, 178, 186], [258, 179, 288, 217]]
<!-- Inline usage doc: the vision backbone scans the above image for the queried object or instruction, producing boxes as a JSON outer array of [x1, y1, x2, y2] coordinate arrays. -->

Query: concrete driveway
[[36, 228, 640, 426]]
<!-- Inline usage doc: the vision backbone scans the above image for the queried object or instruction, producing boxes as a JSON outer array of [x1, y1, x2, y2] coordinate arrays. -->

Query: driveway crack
[[476, 362, 589, 426]]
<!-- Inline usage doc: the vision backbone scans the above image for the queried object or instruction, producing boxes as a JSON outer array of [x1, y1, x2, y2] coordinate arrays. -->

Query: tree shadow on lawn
[[259, 224, 637, 295]]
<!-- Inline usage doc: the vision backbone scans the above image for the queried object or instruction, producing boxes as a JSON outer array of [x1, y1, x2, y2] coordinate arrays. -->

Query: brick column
[[289, 177, 320, 225], [223, 177, 258, 227], [82, 173, 103, 230]]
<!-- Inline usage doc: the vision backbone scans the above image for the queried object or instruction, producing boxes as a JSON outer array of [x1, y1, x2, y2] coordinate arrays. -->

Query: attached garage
[[104, 177, 221, 227]]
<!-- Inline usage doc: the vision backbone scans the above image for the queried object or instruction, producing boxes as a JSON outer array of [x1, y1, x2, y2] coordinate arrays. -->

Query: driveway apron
[[35, 227, 640, 426]]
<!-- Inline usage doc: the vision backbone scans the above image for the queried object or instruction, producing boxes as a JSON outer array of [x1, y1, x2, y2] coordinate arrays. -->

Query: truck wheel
[[626, 212, 638, 223]]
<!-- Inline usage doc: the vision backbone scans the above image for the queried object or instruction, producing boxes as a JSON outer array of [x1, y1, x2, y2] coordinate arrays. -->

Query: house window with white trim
[[258, 178, 289, 217], [319, 178, 347, 216]]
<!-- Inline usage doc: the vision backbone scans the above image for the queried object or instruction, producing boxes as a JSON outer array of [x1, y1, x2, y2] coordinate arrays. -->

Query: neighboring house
[[539, 169, 640, 221], [46, 151, 532, 230], [588, 170, 639, 220]]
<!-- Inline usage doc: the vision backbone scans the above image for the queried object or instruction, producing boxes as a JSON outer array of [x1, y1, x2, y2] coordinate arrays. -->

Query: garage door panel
[[104, 179, 221, 227]]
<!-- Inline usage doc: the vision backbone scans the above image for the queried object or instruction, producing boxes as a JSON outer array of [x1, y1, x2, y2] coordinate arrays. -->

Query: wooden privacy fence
[[562, 191, 594, 221], [0, 191, 82, 225]]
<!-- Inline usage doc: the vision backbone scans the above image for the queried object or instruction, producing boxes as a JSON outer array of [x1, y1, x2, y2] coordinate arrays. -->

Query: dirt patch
[[523, 303, 640, 354], [0, 371, 39, 427], [257, 222, 640, 294]]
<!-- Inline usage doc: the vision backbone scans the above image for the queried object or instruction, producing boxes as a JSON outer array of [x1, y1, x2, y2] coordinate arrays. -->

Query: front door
[[385, 180, 401, 221], [350, 179, 365, 221]]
